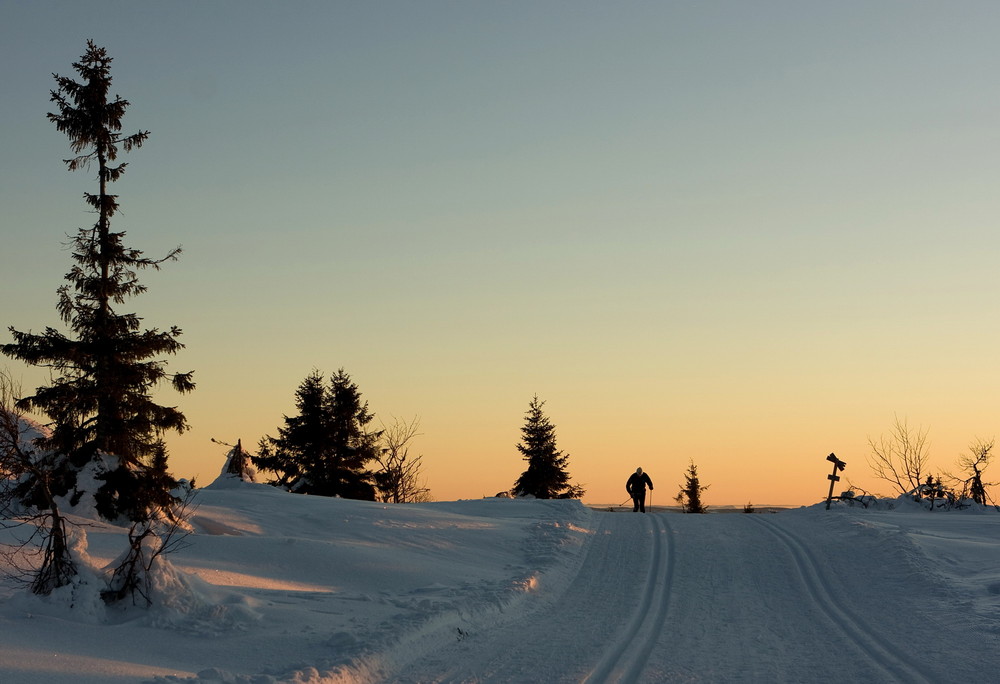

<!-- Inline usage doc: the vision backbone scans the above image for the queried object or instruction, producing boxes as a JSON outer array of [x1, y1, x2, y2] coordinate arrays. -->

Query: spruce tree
[[1, 41, 194, 522], [254, 370, 326, 491], [325, 368, 381, 499], [511, 396, 584, 499], [254, 369, 379, 499], [675, 460, 709, 513]]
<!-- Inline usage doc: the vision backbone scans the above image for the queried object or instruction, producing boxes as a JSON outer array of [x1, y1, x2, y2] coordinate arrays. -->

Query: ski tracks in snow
[[393, 511, 953, 683], [581, 513, 673, 684], [749, 516, 932, 684], [391, 511, 671, 684]]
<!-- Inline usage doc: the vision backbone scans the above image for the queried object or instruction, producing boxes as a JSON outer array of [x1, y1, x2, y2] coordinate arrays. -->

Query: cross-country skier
[[626, 467, 654, 513]]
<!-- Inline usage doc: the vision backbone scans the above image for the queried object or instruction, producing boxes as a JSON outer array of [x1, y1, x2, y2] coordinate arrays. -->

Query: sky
[[3, 1, 1000, 506]]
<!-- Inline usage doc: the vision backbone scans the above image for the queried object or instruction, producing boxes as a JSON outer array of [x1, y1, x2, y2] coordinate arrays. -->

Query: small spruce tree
[[218, 439, 256, 483], [1, 41, 194, 523], [675, 459, 709, 513], [511, 396, 584, 499]]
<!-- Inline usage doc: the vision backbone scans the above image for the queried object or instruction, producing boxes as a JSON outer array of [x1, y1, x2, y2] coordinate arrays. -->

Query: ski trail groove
[[751, 516, 931, 684], [583, 514, 674, 684]]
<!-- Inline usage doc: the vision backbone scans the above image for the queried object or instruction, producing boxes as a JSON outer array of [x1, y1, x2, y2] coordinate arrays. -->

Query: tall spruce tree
[[1, 41, 194, 523], [512, 396, 584, 499], [254, 369, 379, 499]]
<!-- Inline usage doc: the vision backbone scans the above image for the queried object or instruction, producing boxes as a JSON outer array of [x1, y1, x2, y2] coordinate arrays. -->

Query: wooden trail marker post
[[825, 453, 847, 510]]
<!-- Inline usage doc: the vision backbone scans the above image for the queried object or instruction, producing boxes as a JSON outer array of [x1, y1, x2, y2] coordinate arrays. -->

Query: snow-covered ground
[[1, 480, 999, 683]]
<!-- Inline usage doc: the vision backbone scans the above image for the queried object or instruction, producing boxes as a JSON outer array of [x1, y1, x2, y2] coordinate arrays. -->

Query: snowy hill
[[1, 487, 998, 683]]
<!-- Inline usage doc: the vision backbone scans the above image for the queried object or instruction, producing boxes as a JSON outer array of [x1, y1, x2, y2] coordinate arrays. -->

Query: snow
[[1, 487, 999, 683]]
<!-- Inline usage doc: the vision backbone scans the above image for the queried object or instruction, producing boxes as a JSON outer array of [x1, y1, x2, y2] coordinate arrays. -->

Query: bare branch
[[374, 416, 431, 504], [867, 415, 931, 497]]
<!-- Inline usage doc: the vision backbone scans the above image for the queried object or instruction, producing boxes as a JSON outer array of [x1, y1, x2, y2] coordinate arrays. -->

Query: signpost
[[824, 453, 847, 510]]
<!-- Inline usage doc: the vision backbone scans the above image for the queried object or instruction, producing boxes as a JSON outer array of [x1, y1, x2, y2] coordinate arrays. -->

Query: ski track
[[582, 513, 673, 684], [391, 511, 965, 683], [390, 511, 667, 683], [750, 516, 932, 684]]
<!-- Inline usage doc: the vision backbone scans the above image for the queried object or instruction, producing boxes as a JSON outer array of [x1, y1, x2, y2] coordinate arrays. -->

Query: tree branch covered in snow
[[0, 369, 78, 594], [102, 489, 195, 606]]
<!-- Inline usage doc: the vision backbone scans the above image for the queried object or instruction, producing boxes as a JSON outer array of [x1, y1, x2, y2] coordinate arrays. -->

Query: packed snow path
[[394, 510, 995, 683]]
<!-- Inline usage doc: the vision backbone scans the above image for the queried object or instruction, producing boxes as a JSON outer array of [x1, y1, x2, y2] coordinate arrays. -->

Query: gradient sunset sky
[[3, 2, 1000, 507]]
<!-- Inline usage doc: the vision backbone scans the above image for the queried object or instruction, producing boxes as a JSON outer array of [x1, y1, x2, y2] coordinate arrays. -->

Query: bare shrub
[[373, 417, 431, 503], [953, 438, 996, 506]]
